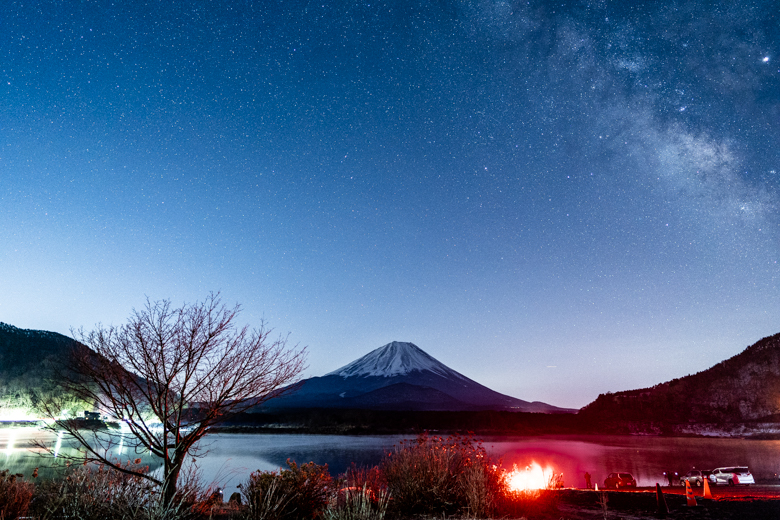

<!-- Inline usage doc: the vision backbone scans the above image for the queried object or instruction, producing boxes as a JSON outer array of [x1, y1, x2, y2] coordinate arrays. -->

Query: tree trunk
[[162, 460, 183, 506]]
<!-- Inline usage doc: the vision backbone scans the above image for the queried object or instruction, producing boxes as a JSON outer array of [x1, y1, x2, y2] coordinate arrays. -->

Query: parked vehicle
[[708, 467, 754, 486], [680, 469, 707, 487], [604, 472, 637, 489]]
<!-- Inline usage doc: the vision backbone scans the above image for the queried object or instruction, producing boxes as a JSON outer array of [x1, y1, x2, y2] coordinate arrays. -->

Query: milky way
[[2, 0, 778, 407]]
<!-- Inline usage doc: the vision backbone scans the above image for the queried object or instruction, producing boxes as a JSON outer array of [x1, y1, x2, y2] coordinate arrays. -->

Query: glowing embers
[[506, 461, 556, 491]]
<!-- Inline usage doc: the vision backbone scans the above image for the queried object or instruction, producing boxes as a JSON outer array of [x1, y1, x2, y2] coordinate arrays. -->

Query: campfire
[[506, 461, 558, 491]]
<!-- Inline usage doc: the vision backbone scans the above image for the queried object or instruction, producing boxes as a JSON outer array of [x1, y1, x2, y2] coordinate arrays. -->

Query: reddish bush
[[0, 469, 34, 520], [380, 433, 503, 517], [239, 460, 332, 520]]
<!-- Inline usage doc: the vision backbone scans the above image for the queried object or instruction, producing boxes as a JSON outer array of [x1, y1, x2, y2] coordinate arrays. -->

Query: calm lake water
[[3, 430, 780, 492]]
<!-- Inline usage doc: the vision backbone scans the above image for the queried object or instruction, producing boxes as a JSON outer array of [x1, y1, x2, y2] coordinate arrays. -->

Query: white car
[[708, 467, 754, 486]]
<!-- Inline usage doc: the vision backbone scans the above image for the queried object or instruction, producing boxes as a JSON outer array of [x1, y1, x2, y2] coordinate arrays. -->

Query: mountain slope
[[0, 322, 80, 378], [580, 332, 780, 425], [263, 341, 573, 413], [0, 322, 87, 417]]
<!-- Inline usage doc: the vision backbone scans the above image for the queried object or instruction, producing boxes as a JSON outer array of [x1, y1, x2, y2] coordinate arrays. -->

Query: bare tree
[[38, 293, 306, 505]]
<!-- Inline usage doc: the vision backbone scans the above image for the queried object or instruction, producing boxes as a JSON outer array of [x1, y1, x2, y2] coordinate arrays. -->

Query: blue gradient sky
[[2, 0, 779, 408]]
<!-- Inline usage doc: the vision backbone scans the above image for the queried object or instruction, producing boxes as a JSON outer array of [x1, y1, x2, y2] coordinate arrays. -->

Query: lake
[[2, 429, 780, 492]]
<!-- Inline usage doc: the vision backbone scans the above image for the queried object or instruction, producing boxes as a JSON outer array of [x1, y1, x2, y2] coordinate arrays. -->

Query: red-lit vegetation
[[0, 469, 34, 520], [2, 434, 564, 519], [238, 460, 332, 520], [237, 433, 559, 520]]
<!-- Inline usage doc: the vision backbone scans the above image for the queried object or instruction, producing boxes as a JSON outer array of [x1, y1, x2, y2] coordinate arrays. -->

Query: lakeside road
[[654, 483, 780, 499], [553, 487, 780, 519]]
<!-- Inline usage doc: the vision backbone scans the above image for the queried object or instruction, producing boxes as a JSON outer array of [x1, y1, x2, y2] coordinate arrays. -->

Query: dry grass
[[5, 433, 567, 520], [324, 483, 390, 520], [0, 469, 34, 520], [237, 460, 332, 520], [380, 433, 506, 518], [26, 463, 207, 520]]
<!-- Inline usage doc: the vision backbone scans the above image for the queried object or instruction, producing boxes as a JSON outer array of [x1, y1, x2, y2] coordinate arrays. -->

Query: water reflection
[[53, 430, 63, 458], [0, 428, 162, 481], [189, 434, 780, 491]]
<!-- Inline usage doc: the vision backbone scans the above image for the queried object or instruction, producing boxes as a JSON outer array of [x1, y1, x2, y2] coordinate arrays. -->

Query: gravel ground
[[552, 487, 780, 520]]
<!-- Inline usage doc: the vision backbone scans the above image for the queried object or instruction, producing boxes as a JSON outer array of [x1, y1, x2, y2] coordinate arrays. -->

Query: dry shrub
[[238, 460, 332, 520], [342, 465, 384, 502], [0, 469, 34, 520], [460, 460, 502, 518], [325, 466, 390, 520], [29, 463, 198, 520], [380, 433, 503, 518], [324, 484, 389, 520]]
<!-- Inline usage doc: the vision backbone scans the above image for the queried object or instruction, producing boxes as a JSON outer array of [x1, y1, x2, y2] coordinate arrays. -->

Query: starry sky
[[2, 0, 779, 409]]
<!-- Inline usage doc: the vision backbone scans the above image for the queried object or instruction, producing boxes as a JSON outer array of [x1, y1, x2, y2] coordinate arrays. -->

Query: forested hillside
[[580, 332, 780, 430], [0, 322, 87, 418]]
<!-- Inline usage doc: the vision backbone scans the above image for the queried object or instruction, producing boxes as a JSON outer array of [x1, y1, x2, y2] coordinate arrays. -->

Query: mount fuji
[[261, 341, 573, 413]]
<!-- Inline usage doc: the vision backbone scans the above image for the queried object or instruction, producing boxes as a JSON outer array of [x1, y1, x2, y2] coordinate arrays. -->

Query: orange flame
[[506, 462, 556, 491]]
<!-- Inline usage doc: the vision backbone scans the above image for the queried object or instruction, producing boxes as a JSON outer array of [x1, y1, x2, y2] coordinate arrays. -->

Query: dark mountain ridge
[[0, 322, 80, 378], [0, 322, 87, 415], [580, 332, 780, 427]]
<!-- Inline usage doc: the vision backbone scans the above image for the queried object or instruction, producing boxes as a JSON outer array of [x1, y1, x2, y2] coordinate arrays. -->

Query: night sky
[[2, 1, 779, 408]]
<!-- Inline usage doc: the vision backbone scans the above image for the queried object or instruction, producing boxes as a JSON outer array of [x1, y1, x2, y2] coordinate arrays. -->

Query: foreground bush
[[381, 433, 504, 518], [238, 460, 332, 520], [0, 469, 34, 520], [28, 464, 201, 520], [4, 431, 564, 519], [324, 483, 389, 520], [323, 465, 389, 520]]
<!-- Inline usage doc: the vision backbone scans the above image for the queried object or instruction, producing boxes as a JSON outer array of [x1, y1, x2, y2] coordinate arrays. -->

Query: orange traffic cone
[[703, 477, 713, 499], [656, 483, 669, 515], [685, 480, 697, 507]]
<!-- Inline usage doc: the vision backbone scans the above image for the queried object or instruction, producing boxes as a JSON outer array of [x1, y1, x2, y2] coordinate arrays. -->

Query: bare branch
[[39, 292, 306, 505]]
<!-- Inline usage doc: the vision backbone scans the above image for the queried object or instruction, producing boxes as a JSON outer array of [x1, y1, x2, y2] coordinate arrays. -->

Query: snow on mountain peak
[[326, 341, 467, 379]]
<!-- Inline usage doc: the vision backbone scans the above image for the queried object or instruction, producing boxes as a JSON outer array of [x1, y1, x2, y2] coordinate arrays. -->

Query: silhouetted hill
[[0, 322, 80, 378], [580, 332, 780, 431], [0, 322, 86, 416]]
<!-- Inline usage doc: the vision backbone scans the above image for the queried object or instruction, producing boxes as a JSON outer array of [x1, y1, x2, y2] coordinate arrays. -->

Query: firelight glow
[[506, 462, 555, 492]]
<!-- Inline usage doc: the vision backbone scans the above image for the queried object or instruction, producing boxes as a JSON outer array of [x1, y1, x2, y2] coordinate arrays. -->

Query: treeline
[[216, 408, 589, 435], [0, 323, 92, 419]]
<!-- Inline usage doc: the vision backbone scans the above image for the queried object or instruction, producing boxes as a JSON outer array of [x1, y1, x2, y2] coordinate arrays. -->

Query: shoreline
[[207, 423, 780, 440], [5, 419, 780, 441]]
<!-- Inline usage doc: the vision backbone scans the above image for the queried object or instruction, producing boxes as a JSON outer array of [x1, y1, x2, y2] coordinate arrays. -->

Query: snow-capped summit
[[326, 341, 468, 380], [262, 340, 575, 413]]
